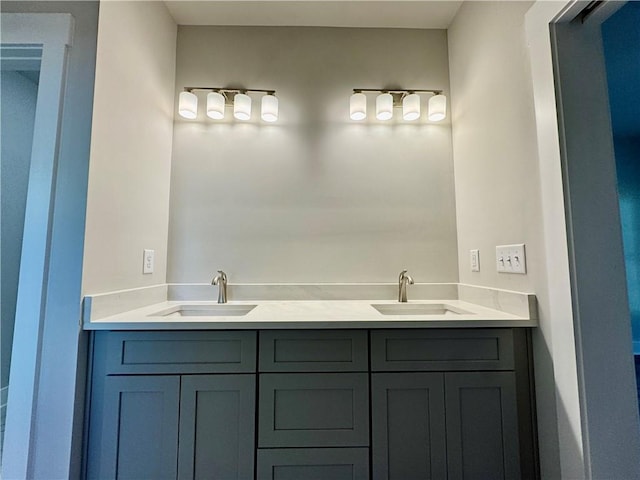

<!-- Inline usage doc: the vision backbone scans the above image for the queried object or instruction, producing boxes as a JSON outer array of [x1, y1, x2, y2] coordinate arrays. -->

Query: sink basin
[[371, 303, 472, 316], [150, 304, 257, 317]]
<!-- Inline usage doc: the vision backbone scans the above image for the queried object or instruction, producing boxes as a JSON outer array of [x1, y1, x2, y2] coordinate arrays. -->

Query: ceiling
[[163, 1, 463, 29]]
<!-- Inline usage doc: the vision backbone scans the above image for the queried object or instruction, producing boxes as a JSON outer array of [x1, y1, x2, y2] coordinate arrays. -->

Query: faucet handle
[[212, 270, 227, 285], [399, 269, 414, 284]]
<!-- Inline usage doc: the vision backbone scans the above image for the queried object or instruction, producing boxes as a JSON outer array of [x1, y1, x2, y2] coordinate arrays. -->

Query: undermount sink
[[371, 303, 472, 316], [150, 304, 257, 317]]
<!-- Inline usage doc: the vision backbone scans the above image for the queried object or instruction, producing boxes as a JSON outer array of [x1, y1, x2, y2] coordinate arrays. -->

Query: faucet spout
[[398, 269, 414, 303], [212, 270, 228, 304]]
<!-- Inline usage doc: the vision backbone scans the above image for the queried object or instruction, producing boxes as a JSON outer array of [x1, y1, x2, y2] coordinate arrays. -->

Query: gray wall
[[168, 26, 458, 284], [0, 70, 38, 447]]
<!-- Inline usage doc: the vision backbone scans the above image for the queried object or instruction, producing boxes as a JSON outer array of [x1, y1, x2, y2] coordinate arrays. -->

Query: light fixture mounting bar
[[352, 88, 442, 95], [184, 87, 276, 95]]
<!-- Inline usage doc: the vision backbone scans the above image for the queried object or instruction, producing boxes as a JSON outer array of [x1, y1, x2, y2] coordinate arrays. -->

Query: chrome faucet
[[212, 270, 228, 304], [398, 269, 414, 303]]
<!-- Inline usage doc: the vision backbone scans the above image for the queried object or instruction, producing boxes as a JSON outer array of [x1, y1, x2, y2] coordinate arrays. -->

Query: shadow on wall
[[602, 2, 640, 352]]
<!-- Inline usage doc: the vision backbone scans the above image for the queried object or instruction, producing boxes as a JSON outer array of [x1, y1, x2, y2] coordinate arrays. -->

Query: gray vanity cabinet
[[178, 375, 256, 480], [371, 373, 447, 480], [371, 329, 538, 480], [445, 372, 520, 480], [85, 328, 537, 480], [85, 331, 257, 480], [257, 330, 370, 479], [87, 375, 181, 480], [257, 448, 370, 480]]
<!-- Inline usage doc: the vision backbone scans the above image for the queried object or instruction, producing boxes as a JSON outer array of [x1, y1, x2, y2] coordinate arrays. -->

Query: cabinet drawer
[[257, 448, 369, 480], [371, 329, 514, 371], [98, 331, 256, 374], [258, 373, 369, 447], [259, 330, 368, 372]]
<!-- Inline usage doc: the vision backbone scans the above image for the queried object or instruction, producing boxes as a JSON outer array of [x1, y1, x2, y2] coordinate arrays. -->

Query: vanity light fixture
[[233, 92, 252, 121], [178, 91, 198, 119], [261, 94, 279, 122], [350, 88, 446, 122], [178, 87, 278, 122], [376, 92, 394, 120], [349, 92, 367, 120], [427, 93, 447, 121]]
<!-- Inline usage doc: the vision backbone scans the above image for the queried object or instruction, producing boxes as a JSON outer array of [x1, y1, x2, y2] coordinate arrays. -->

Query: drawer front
[[259, 330, 368, 372], [371, 329, 514, 371], [259, 373, 369, 447], [99, 331, 256, 374], [257, 448, 369, 480]]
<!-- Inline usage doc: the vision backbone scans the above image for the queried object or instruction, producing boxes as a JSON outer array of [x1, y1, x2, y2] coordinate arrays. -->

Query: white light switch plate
[[496, 244, 526, 274], [470, 249, 480, 272], [143, 249, 154, 274]]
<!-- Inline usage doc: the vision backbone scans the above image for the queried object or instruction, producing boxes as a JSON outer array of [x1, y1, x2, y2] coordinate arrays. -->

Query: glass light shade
[[376, 93, 393, 121], [349, 92, 367, 121], [428, 94, 447, 121], [178, 91, 198, 119], [234, 93, 252, 120], [402, 93, 421, 121], [206, 91, 225, 119], [261, 94, 279, 122]]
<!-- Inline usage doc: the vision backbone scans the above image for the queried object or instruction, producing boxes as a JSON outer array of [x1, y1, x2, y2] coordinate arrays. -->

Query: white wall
[[449, 1, 542, 293], [168, 26, 459, 284], [448, 2, 583, 478], [83, 1, 177, 294]]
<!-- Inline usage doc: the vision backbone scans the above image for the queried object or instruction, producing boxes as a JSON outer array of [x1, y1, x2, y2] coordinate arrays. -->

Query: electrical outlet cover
[[470, 249, 480, 272], [143, 249, 154, 274]]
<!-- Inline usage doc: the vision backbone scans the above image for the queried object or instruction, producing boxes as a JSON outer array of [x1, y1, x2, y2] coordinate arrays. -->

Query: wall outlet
[[143, 249, 154, 274], [470, 249, 480, 272], [496, 244, 526, 274]]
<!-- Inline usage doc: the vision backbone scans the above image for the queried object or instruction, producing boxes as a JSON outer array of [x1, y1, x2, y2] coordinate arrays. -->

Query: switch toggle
[[496, 244, 526, 274]]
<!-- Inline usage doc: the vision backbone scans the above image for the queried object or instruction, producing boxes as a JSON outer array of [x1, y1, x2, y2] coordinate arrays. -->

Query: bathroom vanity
[[83, 288, 539, 480]]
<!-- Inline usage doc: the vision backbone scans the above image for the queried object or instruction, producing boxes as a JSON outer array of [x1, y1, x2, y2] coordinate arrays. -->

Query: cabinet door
[[445, 372, 521, 480], [371, 373, 447, 480], [178, 375, 256, 480], [86, 376, 180, 480], [257, 448, 369, 480]]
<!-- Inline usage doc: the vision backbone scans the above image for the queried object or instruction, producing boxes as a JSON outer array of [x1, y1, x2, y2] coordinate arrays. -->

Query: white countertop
[[83, 298, 537, 330]]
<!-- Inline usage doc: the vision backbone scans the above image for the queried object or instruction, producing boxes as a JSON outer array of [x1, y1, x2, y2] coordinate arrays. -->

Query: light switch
[[496, 244, 526, 274], [143, 249, 154, 274], [470, 249, 480, 272]]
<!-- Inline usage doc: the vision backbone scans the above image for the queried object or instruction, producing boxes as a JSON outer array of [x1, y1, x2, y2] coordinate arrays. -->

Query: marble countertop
[[83, 298, 537, 330]]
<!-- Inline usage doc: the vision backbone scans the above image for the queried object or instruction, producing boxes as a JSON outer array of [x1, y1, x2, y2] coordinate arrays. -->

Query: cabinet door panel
[[259, 373, 369, 447], [178, 375, 256, 480], [446, 372, 521, 480], [257, 448, 369, 480], [87, 375, 179, 480], [101, 330, 257, 374], [372, 373, 446, 480], [371, 329, 514, 371], [259, 330, 368, 372]]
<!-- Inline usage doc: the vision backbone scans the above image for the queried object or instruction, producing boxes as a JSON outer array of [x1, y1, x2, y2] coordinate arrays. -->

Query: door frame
[[1, 13, 73, 479], [526, 1, 640, 478]]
